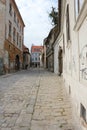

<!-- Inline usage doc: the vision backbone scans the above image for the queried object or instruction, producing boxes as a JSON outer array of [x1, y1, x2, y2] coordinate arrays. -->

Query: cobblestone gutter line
[[29, 76, 41, 130]]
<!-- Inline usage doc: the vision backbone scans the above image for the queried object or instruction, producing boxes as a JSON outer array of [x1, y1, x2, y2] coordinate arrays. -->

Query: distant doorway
[[15, 55, 20, 70], [58, 46, 63, 76]]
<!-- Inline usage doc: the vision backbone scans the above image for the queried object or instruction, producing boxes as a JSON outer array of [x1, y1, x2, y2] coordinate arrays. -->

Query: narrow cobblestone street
[[0, 68, 74, 130]]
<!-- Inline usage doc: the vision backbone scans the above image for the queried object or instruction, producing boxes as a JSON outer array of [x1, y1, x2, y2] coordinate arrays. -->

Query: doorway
[[15, 55, 20, 70]]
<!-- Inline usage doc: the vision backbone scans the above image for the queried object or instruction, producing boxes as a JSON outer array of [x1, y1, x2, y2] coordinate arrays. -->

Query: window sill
[[74, 0, 87, 31]]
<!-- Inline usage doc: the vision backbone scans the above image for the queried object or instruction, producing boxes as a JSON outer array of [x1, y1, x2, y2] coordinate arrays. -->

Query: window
[[17, 32, 19, 45], [17, 19, 19, 27], [14, 12, 16, 23], [22, 39, 23, 46], [63, 34, 65, 54], [20, 25, 21, 32], [66, 4, 70, 42], [32, 58, 34, 61], [75, 0, 84, 19], [13, 27, 16, 41], [19, 36, 21, 48], [9, 45, 11, 50], [80, 103, 86, 122], [9, 3, 12, 16], [22, 27, 23, 34], [9, 21, 12, 37], [35, 57, 37, 61]]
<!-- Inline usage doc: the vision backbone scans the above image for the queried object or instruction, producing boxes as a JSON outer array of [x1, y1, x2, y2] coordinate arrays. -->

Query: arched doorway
[[15, 55, 20, 70], [58, 46, 63, 76]]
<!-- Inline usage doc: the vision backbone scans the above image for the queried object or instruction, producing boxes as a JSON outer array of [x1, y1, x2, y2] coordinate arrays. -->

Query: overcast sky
[[15, 0, 58, 50]]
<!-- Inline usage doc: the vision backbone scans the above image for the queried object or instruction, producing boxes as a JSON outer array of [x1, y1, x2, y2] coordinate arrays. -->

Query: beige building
[[0, 0, 6, 74], [45, 26, 58, 72], [43, 38, 47, 68], [31, 46, 43, 67], [0, 0, 25, 74], [54, 0, 87, 129], [23, 45, 30, 69]]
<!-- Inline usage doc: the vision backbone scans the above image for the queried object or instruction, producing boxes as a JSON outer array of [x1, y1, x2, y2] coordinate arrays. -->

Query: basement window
[[80, 103, 86, 122]]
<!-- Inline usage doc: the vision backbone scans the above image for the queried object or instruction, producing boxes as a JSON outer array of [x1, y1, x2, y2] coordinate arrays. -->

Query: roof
[[23, 45, 29, 53], [31, 46, 43, 53]]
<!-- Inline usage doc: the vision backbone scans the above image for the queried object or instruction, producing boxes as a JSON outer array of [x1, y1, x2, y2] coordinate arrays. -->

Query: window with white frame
[[75, 0, 84, 19]]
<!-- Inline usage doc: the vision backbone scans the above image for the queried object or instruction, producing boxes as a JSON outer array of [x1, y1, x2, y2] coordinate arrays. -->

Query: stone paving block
[[30, 120, 46, 130], [1, 128, 11, 130], [12, 127, 29, 130], [26, 105, 34, 114], [0, 69, 76, 130], [15, 113, 32, 127]]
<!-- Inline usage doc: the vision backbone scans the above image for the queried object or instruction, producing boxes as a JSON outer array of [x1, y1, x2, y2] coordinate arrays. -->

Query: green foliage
[[49, 7, 58, 26]]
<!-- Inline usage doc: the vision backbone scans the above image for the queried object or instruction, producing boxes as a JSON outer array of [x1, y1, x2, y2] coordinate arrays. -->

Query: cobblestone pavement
[[0, 68, 75, 130]]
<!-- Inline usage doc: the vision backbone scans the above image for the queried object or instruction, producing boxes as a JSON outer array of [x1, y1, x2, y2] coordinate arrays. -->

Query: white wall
[[54, 40, 58, 74], [62, 0, 87, 129]]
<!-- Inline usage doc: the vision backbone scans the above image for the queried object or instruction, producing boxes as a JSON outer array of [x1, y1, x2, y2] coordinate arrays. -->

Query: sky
[[15, 0, 58, 50]]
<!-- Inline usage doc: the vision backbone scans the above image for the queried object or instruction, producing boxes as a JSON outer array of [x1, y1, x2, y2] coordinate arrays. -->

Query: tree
[[49, 7, 58, 26]]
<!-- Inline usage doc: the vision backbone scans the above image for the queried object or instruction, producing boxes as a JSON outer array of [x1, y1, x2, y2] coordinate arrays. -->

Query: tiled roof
[[31, 46, 43, 53]]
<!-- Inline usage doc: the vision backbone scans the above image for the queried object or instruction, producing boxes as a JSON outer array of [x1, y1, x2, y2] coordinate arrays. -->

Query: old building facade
[[43, 38, 47, 69], [31, 46, 43, 67], [23, 45, 30, 69], [0, 0, 6, 74], [54, 0, 87, 129], [45, 26, 58, 72], [0, 0, 25, 74]]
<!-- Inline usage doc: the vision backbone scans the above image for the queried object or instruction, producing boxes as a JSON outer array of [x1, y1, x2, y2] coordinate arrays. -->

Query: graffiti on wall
[[80, 44, 87, 81]]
